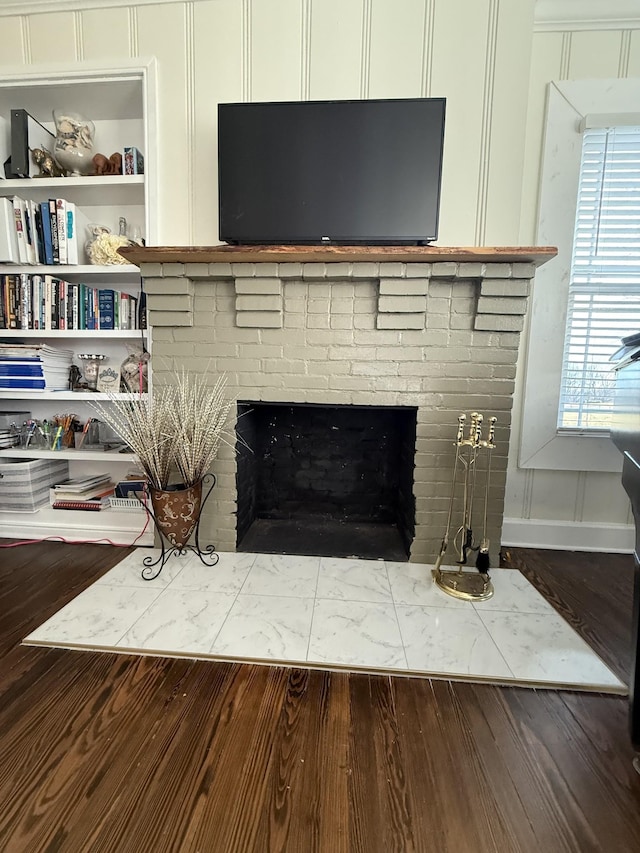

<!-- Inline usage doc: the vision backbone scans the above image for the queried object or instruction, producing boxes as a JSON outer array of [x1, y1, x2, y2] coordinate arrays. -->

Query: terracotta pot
[[149, 480, 203, 548]]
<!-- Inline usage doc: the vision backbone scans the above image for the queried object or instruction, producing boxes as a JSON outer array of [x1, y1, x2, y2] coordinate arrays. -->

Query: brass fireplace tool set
[[432, 412, 497, 601]]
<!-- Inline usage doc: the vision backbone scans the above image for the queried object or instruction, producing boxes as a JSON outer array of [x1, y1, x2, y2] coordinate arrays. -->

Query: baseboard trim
[[502, 518, 635, 554]]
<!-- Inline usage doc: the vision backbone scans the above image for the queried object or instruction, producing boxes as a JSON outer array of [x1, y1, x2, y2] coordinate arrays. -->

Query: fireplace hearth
[[235, 402, 416, 559]]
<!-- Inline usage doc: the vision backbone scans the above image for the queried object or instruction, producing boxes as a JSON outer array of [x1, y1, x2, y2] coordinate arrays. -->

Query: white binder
[[0, 196, 20, 263]]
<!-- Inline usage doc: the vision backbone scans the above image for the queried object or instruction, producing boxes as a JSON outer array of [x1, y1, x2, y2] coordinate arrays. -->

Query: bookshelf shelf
[[0, 390, 148, 400], [0, 176, 144, 189], [0, 264, 141, 277], [0, 176, 144, 206], [0, 447, 136, 461], [0, 329, 147, 339], [0, 504, 153, 545]]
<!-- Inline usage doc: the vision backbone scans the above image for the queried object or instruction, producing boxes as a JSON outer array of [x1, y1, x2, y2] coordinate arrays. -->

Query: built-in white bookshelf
[[0, 60, 157, 545]]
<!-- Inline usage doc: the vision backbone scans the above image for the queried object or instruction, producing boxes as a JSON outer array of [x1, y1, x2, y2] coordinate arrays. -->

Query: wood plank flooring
[[0, 541, 639, 852]]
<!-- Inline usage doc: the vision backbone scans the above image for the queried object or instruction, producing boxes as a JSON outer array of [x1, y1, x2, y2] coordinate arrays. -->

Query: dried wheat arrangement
[[92, 370, 233, 490], [165, 370, 234, 487]]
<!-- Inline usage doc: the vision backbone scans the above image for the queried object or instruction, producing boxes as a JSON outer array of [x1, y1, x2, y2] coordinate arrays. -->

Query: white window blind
[[558, 125, 640, 431]]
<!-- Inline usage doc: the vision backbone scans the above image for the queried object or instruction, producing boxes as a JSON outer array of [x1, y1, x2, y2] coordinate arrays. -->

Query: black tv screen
[[218, 97, 446, 246]]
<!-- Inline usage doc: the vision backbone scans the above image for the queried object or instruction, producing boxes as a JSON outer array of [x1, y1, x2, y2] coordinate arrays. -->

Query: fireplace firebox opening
[[235, 401, 417, 560]]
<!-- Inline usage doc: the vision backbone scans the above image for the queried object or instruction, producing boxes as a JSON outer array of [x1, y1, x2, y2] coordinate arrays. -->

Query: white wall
[[1, 0, 638, 552], [0, 0, 537, 247], [504, 10, 640, 553]]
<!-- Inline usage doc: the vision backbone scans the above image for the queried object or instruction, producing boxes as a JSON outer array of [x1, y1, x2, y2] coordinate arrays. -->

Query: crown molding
[[0, 0, 208, 16], [534, 0, 640, 32], [1, 0, 638, 31]]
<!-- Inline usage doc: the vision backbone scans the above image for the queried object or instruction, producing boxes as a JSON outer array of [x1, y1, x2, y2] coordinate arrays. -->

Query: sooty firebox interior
[[235, 402, 417, 560]]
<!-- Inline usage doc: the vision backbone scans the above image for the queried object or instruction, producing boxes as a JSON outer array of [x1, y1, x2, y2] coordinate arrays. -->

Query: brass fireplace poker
[[432, 413, 497, 601]]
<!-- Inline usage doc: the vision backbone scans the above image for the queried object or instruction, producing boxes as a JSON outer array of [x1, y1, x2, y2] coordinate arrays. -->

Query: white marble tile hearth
[[23, 550, 625, 694]]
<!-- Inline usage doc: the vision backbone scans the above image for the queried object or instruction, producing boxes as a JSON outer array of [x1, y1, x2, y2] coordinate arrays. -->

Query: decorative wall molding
[[534, 0, 640, 32], [474, 0, 499, 247], [3, 0, 639, 31], [0, 0, 210, 17]]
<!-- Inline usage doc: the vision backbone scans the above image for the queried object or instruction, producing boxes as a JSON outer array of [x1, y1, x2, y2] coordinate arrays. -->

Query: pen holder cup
[[97, 421, 123, 448], [53, 429, 75, 450], [74, 421, 100, 448], [19, 422, 52, 450]]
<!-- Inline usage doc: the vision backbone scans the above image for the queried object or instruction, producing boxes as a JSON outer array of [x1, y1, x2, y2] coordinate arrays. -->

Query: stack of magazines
[[0, 410, 28, 449], [50, 473, 115, 511], [0, 427, 19, 449], [0, 342, 74, 391]]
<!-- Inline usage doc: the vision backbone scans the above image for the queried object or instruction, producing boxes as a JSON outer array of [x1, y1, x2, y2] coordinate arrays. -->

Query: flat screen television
[[218, 97, 446, 246]]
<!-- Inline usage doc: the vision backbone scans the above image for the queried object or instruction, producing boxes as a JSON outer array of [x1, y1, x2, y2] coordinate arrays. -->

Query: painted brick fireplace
[[124, 245, 555, 565]]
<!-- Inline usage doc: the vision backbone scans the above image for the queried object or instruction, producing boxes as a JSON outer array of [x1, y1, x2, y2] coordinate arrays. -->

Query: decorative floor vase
[[149, 480, 203, 548]]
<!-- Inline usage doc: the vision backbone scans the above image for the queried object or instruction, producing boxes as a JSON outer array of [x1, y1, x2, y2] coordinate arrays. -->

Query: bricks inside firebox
[[235, 401, 417, 557]]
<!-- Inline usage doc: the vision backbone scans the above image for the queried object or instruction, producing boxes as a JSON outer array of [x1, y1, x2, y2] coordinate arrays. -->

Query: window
[[558, 125, 640, 432], [519, 79, 640, 472]]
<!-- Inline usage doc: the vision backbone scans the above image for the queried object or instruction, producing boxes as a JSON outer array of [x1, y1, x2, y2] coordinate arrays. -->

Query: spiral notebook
[[51, 497, 110, 511]]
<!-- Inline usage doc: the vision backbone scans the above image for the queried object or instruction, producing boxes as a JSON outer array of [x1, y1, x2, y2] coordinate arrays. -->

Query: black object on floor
[[237, 518, 409, 561]]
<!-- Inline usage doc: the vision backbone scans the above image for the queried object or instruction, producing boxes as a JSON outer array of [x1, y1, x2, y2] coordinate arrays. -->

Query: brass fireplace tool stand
[[432, 412, 497, 601]]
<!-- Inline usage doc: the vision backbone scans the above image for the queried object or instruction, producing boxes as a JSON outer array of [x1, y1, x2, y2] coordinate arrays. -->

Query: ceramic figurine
[[31, 147, 65, 178]]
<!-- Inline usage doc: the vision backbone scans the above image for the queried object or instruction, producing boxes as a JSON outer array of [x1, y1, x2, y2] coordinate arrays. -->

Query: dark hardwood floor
[[0, 541, 639, 852]]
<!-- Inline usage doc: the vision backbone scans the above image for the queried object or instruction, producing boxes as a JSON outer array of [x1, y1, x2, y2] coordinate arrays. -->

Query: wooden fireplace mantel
[[120, 244, 557, 266]]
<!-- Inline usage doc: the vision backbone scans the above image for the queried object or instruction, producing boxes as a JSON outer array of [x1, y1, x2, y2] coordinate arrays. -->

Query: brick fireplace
[[123, 245, 555, 565]]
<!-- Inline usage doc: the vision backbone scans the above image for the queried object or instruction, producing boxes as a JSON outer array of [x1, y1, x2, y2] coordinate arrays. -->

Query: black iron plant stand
[[137, 472, 219, 581]]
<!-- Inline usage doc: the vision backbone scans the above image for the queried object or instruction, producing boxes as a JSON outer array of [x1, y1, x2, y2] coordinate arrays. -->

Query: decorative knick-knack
[[77, 353, 107, 390], [53, 110, 95, 176], [85, 223, 131, 265]]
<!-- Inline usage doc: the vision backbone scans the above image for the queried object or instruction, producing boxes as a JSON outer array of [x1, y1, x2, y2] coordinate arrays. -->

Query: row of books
[[0, 342, 73, 391], [0, 274, 145, 330], [0, 195, 89, 266]]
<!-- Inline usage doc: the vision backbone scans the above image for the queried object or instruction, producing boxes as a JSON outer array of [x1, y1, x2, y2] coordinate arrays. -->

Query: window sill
[[519, 428, 622, 472]]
